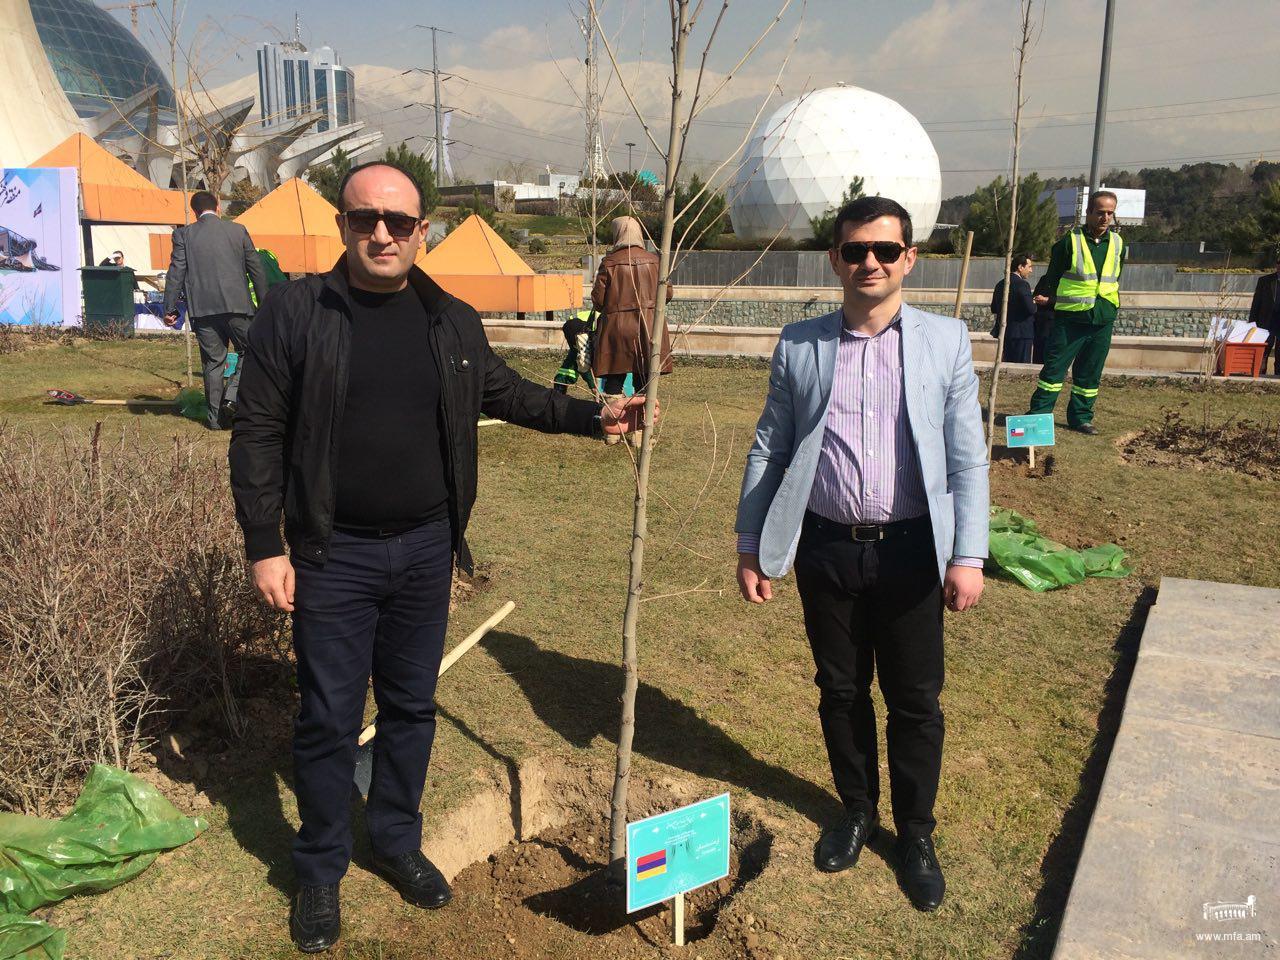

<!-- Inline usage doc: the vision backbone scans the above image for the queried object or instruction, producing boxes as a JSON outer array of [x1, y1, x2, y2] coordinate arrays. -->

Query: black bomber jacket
[[229, 258, 600, 571]]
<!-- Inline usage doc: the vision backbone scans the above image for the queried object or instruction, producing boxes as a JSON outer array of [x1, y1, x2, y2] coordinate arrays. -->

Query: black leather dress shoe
[[898, 836, 945, 911], [372, 850, 452, 909], [1068, 422, 1098, 435], [815, 810, 878, 873], [290, 882, 340, 953]]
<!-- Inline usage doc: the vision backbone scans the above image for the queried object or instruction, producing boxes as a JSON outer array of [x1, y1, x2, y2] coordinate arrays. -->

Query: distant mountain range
[[210, 58, 768, 184]]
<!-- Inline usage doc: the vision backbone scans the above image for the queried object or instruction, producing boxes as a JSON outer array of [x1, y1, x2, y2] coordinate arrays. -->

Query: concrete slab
[[1138, 578, 1280, 673], [1052, 577, 1280, 958], [1052, 814, 1279, 960], [1125, 652, 1280, 743]]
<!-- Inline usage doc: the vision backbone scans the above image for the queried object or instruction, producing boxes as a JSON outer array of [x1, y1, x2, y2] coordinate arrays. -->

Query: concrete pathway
[[1052, 577, 1280, 958]]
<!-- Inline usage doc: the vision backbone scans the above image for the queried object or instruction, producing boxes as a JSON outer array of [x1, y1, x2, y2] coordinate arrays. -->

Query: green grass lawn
[[5, 336, 1279, 959], [501, 212, 585, 237]]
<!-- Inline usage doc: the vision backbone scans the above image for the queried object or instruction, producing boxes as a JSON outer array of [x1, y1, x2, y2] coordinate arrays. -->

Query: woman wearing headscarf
[[590, 216, 674, 441]]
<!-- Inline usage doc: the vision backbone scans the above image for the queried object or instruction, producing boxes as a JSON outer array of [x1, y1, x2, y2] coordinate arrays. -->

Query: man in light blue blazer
[[735, 196, 989, 912]]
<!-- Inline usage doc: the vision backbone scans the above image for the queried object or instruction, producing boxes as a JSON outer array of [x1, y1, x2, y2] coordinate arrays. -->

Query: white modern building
[[729, 84, 942, 244], [257, 40, 355, 133]]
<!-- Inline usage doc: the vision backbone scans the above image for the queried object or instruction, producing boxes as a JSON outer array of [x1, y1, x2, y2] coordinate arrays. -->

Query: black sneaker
[[371, 850, 452, 909], [1068, 422, 1098, 435], [290, 882, 340, 953]]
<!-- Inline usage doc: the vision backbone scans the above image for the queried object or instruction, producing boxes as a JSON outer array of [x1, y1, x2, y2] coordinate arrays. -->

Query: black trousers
[[1002, 336, 1034, 364], [1033, 316, 1054, 365], [290, 518, 452, 884], [793, 511, 944, 840]]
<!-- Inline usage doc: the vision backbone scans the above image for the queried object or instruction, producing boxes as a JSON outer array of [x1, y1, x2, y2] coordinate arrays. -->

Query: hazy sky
[[123, 0, 1280, 195]]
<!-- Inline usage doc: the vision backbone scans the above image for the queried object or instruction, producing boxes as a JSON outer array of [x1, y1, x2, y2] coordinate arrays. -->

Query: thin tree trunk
[[608, 2, 690, 867], [169, 0, 193, 387], [985, 1, 1036, 458]]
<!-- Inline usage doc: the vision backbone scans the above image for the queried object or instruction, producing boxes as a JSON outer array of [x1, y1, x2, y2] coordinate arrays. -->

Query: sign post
[[626, 793, 731, 947], [1005, 413, 1055, 468]]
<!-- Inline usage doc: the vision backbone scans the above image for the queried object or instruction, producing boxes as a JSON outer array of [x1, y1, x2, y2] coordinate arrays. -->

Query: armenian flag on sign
[[635, 849, 667, 881]]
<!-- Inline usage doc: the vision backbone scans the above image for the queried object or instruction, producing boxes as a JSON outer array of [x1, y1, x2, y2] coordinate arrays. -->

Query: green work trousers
[[1027, 317, 1114, 426]]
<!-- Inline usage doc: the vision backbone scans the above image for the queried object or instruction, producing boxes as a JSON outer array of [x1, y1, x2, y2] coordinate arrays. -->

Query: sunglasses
[[838, 241, 907, 266], [342, 209, 422, 239]]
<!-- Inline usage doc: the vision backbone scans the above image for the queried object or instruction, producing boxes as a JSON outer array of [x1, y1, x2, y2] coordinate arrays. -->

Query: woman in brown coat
[[591, 216, 674, 400]]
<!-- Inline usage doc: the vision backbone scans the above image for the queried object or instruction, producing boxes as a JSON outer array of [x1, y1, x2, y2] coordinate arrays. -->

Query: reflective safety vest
[[1054, 229, 1123, 312]]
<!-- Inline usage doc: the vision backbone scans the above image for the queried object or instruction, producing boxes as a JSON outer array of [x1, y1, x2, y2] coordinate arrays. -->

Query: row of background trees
[[946, 161, 1280, 261]]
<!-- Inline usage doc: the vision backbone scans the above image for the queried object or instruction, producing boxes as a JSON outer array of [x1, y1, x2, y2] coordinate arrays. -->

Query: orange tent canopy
[[420, 215, 582, 313], [149, 177, 347, 272], [31, 133, 189, 225], [232, 177, 347, 273]]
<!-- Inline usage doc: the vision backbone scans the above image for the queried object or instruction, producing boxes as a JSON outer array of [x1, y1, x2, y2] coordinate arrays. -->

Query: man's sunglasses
[[838, 241, 907, 265], [342, 209, 422, 239]]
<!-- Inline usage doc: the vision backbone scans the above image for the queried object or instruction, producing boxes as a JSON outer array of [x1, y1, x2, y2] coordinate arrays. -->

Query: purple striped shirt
[[737, 313, 983, 568], [806, 317, 927, 524]]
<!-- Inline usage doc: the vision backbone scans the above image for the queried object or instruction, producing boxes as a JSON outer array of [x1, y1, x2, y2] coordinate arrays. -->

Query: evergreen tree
[[306, 143, 438, 215], [640, 174, 726, 250], [306, 147, 352, 207], [381, 142, 440, 214], [962, 173, 1058, 258], [805, 177, 866, 250]]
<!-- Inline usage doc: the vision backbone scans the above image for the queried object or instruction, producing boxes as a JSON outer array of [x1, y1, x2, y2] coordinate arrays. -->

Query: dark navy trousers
[[290, 518, 452, 885]]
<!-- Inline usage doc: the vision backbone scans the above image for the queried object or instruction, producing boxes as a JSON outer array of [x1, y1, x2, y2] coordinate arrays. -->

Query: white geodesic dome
[[729, 84, 942, 244]]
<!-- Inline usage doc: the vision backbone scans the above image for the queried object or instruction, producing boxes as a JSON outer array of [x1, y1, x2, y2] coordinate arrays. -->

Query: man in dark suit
[[164, 191, 268, 429], [1249, 253, 1279, 376], [990, 252, 1037, 363]]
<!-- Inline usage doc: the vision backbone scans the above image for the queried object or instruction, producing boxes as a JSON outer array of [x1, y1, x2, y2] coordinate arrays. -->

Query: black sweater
[[333, 286, 449, 532]]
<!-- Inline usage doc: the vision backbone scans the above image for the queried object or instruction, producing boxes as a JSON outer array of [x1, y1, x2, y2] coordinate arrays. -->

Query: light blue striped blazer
[[735, 303, 990, 581]]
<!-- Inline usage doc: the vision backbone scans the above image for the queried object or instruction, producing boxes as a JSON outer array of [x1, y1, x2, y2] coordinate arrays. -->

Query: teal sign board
[[626, 793, 730, 913], [1005, 413, 1055, 448]]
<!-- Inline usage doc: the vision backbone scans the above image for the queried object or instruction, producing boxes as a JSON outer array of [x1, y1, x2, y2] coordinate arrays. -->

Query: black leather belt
[[805, 511, 928, 543]]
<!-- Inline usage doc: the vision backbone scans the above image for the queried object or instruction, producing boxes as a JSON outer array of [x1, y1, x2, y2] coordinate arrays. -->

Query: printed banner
[[0, 167, 81, 327]]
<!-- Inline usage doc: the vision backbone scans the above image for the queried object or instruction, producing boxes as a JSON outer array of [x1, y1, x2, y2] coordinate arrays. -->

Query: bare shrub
[[0, 322, 74, 355], [0, 422, 287, 814], [1123, 404, 1280, 480]]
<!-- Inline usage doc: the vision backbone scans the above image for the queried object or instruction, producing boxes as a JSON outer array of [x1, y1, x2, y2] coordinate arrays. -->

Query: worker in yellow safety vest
[[1026, 190, 1124, 435]]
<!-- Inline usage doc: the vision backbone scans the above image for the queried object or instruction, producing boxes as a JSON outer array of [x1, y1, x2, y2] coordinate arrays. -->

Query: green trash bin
[[81, 266, 136, 337]]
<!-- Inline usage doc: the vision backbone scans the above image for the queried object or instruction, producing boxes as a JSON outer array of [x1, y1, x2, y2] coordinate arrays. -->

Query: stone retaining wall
[[661, 299, 1245, 339]]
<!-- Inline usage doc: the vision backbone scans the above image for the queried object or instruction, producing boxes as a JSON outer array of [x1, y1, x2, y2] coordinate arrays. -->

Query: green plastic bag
[[0, 914, 64, 960], [987, 506, 1131, 592], [0, 765, 206, 960], [176, 386, 208, 423]]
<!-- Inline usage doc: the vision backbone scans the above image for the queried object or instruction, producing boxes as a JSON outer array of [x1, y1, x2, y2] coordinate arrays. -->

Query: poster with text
[[0, 167, 81, 327]]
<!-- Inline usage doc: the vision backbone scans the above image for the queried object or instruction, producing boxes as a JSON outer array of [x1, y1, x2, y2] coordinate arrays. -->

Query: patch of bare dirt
[[445, 811, 776, 960], [1121, 406, 1280, 480]]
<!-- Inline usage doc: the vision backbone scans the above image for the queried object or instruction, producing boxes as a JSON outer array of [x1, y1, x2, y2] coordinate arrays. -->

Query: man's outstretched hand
[[600, 394, 658, 436], [737, 553, 773, 604], [252, 555, 296, 612]]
